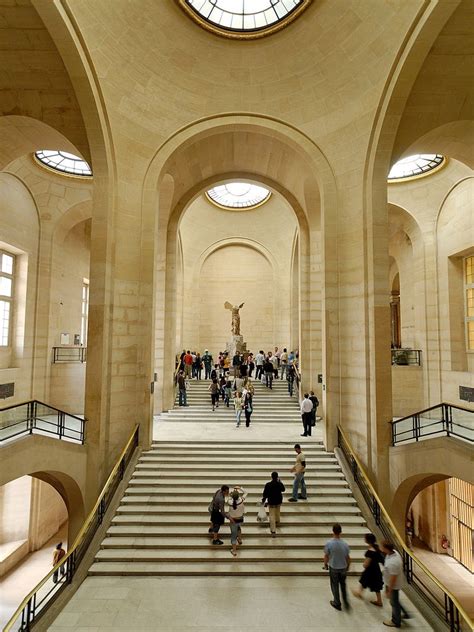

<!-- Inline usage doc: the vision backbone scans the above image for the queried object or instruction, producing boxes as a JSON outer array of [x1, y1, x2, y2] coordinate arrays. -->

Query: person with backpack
[[208, 485, 229, 545], [208, 378, 220, 411], [309, 390, 319, 426], [262, 471, 285, 537], [227, 487, 246, 557]]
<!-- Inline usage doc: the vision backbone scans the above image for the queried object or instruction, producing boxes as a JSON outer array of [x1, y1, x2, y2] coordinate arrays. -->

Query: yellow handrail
[[3, 424, 139, 632], [337, 425, 473, 630]]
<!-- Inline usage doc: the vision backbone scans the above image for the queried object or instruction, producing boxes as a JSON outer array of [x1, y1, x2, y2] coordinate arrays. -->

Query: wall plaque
[[459, 386, 474, 403], [0, 382, 15, 399]]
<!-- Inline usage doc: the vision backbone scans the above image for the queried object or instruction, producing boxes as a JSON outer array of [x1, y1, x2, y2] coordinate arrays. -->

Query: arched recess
[[0, 116, 84, 171], [363, 0, 462, 496], [186, 238, 280, 354], [142, 114, 338, 448]]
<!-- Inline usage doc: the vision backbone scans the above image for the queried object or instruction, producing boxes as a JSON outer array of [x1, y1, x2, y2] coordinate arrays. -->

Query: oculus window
[[35, 150, 92, 177], [388, 154, 444, 181], [207, 182, 270, 209], [181, 0, 307, 36]]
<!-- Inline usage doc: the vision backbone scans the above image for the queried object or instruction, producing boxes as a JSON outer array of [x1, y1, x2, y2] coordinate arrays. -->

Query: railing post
[[391, 421, 395, 446], [58, 411, 64, 439], [445, 404, 452, 437], [98, 497, 106, 525], [414, 414, 420, 441]]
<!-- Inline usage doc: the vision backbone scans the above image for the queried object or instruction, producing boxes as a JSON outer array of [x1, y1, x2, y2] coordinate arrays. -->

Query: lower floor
[[49, 576, 434, 632]]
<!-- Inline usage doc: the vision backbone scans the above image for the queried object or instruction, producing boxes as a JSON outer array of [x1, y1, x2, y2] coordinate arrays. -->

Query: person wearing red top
[[184, 350, 193, 378]]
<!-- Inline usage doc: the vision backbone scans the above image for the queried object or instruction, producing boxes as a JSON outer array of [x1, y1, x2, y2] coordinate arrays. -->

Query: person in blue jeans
[[381, 541, 411, 627], [176, 370, 187, 406], [324, 523, 351, 611], [288, 444, 306, 502]]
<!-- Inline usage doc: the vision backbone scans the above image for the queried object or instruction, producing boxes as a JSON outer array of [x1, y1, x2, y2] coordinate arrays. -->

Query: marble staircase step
[[100, 536, 366, 549], [88, 561, 363, 576], [111, 515, 366, 526], [120, 494, 358, 505], [106, 524, 367, 537]]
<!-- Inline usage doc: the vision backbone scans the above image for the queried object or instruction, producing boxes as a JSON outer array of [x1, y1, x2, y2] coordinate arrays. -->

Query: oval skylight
[[207, 183, 270, 209], [182, 0, 306, 34], [35, 150, 92, 177], [388, 154, 444, 181]]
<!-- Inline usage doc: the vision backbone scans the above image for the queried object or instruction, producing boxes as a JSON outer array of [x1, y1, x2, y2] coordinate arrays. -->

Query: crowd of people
[[207, 443, 409, 628], [175, 347, 320, 435]]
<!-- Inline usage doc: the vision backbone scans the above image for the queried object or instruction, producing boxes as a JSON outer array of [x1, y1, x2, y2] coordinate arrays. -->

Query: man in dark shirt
[[232, 352, 242, 377], [176, 370, 187, 406], [262, 471, 286, 537], [309, 390, 319, 426], [263, 357, 274, 389]]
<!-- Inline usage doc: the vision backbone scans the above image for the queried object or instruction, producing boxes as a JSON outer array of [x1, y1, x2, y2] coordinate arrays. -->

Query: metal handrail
[[0, 400, 86, 444], [3, 424, 140, 632], [52, 346, 87, 364], [391, 402, 473, 446], [337, 425, 472, 632]]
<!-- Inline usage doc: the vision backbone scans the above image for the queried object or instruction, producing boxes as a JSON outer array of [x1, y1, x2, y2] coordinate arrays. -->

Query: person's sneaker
[[208, 528, 213, 534], [300, 433, 307, 437], [271, 532, 276, 538], [330, 601, 342, 611], [383, 622, 400, 628], [287, 498, 297, 502], [402, 613, 412, 620], [212, 540, 224, 545], [298, 495, 307, 500]]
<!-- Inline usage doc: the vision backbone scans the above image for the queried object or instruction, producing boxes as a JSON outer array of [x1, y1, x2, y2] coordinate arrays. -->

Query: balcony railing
[[4, 425, 139, 632], [391, 403, 473, 446], [52, 346, 87, 363], [0, 400, 85, 444], [391, 348, 422, 366], [337, 425, 472, 632]]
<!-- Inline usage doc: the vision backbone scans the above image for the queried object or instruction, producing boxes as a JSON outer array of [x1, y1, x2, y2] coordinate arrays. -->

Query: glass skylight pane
[[207, 182, 270, 209], [388, 154, 444, 180], [184, 0, 303, 32], [35, 150, 92, 177]]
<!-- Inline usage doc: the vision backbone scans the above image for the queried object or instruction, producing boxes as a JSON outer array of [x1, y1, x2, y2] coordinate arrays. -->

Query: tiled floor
[[413, 544, 474, 619], [49, 575, 434, 632], [0, 524, 68, 629]]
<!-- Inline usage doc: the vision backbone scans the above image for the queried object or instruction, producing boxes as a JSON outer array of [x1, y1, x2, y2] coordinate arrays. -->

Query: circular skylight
[[388, 154, 444, 181], [182, 0, 307, 35], [34, 150, 92, 177], [207, 183, 271, 209]]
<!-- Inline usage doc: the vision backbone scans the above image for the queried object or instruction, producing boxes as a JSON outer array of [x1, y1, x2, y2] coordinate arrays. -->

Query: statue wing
[[238, 302, 245, 309], [224, 301, 233, 310]]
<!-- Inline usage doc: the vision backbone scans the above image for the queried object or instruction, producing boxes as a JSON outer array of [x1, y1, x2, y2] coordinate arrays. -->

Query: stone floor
[[0, 523, 68, 629], [49, 575, 434, 632]]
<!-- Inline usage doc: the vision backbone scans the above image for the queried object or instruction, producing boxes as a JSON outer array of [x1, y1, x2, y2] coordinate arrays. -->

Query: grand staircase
[[89, 380, 367, 576], [158, 377, 304, 423]]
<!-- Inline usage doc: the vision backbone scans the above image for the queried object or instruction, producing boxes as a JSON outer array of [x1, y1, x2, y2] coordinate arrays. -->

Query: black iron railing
[[0, 400, 85, 444], [3, 425, 139, 632], [391, 403, 473, 445], [337, 426, 471, 632], [52, 346, 87, 363], [391, 348, 422, 366]]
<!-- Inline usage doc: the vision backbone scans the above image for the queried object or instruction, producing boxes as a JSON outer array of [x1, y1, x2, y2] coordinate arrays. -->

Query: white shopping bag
[[256, 502, 268, 522]]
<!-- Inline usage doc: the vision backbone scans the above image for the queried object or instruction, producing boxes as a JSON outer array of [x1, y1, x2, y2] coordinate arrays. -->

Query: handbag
[[257, 503, 268, 522]]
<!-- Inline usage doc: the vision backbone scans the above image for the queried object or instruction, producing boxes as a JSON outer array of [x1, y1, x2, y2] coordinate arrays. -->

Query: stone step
[[111, 515, 366, 526], [120, 494, 358, 505], [100, 536, 366, 549], [139, 455, 336, 463], [150, 441, 323, 447], [107, 524, 367, 536], [94, 549, 365, 563], [129, 478, 352, 494], [133, 464, 341, 473], [116, 506, 361, 516], [88, 561, 362, 576], [144, 447, 329, 454]]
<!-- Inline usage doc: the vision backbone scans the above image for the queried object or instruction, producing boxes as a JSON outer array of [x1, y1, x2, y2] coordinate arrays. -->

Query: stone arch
[[53, 199, 93, 244], [143, 115, 338, 437], [0, 115, 84, 171]]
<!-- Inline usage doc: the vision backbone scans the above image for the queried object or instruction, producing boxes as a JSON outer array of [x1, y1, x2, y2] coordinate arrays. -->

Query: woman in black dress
[[352, 533, 384, 606]]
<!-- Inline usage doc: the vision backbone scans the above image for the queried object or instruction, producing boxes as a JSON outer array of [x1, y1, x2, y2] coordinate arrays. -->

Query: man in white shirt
[[288, 444, 307, 501], [255, 350, 265, 380], [280, 348, 289, 380], [381, 541, 410, 627], [300, 393, 313, 437]]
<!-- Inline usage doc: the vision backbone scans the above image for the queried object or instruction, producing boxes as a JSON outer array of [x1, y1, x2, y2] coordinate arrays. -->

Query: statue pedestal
[[226, 335, 247, 357]]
